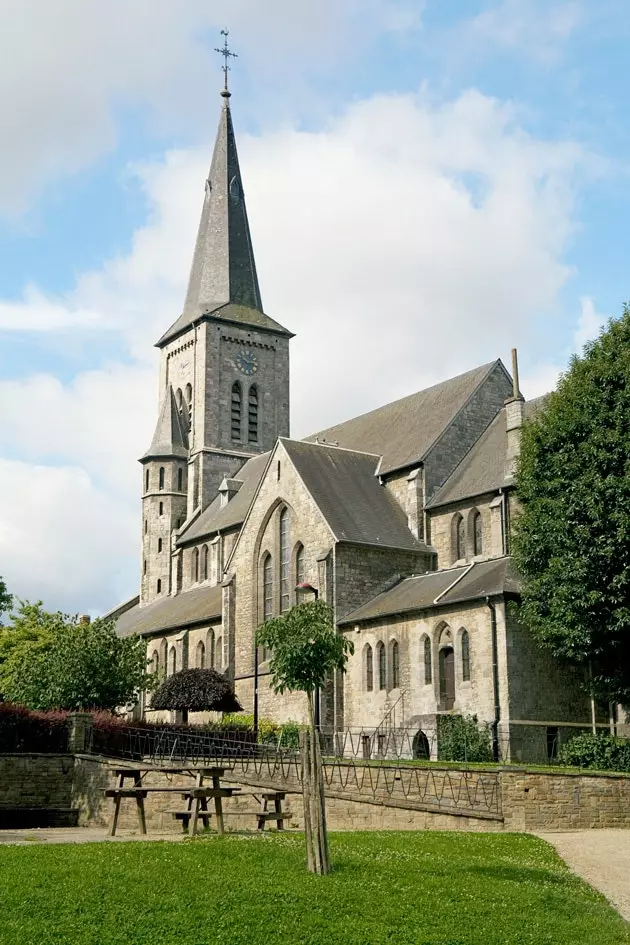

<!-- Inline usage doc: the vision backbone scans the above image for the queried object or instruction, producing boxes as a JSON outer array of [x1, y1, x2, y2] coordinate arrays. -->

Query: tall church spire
[[182, 71, 262, 320]]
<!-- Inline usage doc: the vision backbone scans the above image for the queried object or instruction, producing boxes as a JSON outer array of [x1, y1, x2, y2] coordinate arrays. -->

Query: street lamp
[[295, 582, 321, 729]]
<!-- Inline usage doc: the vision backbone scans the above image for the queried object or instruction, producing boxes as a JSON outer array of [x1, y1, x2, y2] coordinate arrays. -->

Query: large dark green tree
[[513, 304, 630, 704], [257, 600, 353, 875], [0, 601, 149, 711]]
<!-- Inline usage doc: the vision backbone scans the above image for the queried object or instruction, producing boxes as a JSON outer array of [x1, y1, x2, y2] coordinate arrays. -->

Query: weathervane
[[215, 29, 237, 96]]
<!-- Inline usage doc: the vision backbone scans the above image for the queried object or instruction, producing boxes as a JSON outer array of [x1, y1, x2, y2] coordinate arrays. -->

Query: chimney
[[79, 615, 91, 625], [218, 477, 243, 508], [505, 347, 525, 482]]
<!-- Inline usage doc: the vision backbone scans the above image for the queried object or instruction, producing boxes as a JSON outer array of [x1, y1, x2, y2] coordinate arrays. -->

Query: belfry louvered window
[[231, 382, 242, 441], [248, 385, 259, 443]]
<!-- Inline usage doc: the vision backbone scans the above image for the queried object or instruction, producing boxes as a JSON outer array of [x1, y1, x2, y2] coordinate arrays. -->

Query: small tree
[[0, 577, 11, 625], [0, 601, 149, 711], [513, 304, 630, 705], [256, 600, 353, 875], [150, 668, 242, 721]]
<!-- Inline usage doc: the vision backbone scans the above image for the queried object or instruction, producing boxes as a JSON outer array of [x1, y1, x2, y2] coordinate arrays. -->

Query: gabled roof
[[281, 439, 428, 552], [116, 584, 223, 638], [141, 387, 189, 461], [177, 452, 270, 545], [338, 556, 519, 625], [306, 361, 505, 476], [427, 396, 548, 508]]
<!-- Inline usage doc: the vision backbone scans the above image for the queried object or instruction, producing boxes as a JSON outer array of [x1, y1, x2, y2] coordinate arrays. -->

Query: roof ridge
[[283, 436, 381, 460]]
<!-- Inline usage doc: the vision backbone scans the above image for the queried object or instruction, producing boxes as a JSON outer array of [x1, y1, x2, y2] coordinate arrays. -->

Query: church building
[[107, 81, 597, 763]]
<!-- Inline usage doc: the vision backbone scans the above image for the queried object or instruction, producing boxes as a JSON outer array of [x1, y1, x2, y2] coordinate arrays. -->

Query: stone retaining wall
[[2, 754, 630, 834]]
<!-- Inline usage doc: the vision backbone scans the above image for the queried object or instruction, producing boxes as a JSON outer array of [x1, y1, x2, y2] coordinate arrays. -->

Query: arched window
[[145, 468, 150, 492], [452, 512, 465, 562], [158, 538, 162, 553], [280, 509, 290, 613], [144, 519, 148, 534], [231, 381, 242, 441], [377, 642, 386, 690], [143, 559, 147, 575], [365, 644, 373, 692], [248, 385, 259, 443], [390, 640, 400, 689], [185, 384, 193, 424], [159, 502, 163, 516], [461, 629, 471, 681], [473, 510, 483, 556], [207, 628, 215, 669], [160, 638, 168, 670], [169, 646, 177, 675], [159, 466, 165, 490], [151, 649, 159, 674], [215, 635, 223, 669], [178, 468, 183, 492], [423, 636, 432, 685], [262, 554, 273, 621], [196, 640, 205, 669], [191, 547, 199, 583], [176, 388, 183, 411], [156, 579, 162, 594], [202, 545, 209, 581], [295, 544, 305, 592]]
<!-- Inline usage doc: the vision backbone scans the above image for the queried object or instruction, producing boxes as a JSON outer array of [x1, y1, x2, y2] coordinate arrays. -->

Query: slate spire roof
[[141, 387, 189, 460], [156, 91, 292, 347]]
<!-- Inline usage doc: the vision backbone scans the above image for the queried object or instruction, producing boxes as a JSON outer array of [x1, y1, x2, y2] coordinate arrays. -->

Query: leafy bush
[[220, 714, 302, 749], [0, 702, 69, 752], [558, 733, 630, 772], [437, 714, 493, 763]]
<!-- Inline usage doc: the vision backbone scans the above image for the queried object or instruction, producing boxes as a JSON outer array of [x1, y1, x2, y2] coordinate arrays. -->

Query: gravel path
[[538, 830, 630, 921]]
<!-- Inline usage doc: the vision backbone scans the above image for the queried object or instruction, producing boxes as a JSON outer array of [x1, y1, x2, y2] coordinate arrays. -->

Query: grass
[[0, 832, 627, 945]]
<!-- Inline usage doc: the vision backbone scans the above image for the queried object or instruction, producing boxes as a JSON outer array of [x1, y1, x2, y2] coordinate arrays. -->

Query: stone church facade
[[108, 88, 599, 763]]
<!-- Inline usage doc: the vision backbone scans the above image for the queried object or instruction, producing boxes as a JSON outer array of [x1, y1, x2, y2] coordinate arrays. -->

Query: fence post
[[67, 712, 93, 754]]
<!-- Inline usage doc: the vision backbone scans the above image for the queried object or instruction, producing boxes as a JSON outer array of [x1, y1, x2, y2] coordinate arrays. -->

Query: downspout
[[486, 597, 500, 762]]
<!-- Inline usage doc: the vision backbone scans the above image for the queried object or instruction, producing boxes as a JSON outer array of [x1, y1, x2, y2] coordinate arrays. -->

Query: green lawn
[[0, 832, 627, 945]]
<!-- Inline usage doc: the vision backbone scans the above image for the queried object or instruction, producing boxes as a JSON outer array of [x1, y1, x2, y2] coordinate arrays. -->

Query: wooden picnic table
[[105, 765, 236, 837]]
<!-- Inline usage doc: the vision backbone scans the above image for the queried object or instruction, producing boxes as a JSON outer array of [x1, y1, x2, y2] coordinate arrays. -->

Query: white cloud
[[0, 87, 594, 610], [459, 0, 584, 62], [0, 0, 421, 214]]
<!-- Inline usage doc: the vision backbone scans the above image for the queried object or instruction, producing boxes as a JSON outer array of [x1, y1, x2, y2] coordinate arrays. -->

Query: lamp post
[[295, 582, 321, 729]]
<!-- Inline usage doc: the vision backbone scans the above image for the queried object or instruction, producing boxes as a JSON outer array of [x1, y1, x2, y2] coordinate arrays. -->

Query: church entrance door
[[439, 647, 455, 710]]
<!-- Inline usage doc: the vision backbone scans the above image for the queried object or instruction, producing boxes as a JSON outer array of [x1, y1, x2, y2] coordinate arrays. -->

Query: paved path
[[538, 830, 630, 921]]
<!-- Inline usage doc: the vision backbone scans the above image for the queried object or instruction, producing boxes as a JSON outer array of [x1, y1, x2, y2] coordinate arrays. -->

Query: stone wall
[[0, 754, 74, 812], [334, 544, 430, 622], [501, 768, 630, 831]]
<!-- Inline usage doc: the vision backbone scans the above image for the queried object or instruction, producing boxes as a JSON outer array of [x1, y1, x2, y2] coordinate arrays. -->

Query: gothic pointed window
[[461, 629, 471, 681], [473, 510, 483, 556], [152, 650, 159, 675], [248, 385, 259, 443], [157, 579, 162, 594], [423, 636, 432, 685], [169, 646, 177, 675], [215, 635, 223, 669], [178, 468, 183, 492], [158, 466, 165, 490], [231, 382, 242, 441], [295, 543, 305, 593], [158, 538, 162, 553], [185, 383, 193, 425], [191, 547, 199, 583], [377, 641, 386, 690], [202, 545, 209, 581], [365, 644, 373, 692], [452, 512, 465, 562], [145, 468, 150, 492], [196, 640, 205, 669], [280, 509, 290, 613], [262, 553, 273, 622], [390, 640, 400, 690], [207, 628, 215, 669]]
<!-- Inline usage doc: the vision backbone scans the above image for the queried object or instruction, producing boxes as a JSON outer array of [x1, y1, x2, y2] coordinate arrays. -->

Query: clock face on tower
[[235, 349, 258, 376]]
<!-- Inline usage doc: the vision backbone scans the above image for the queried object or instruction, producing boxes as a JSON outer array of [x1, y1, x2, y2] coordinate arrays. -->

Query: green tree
[[513, 304, 630, 704], [0, 577, 11, 625], [256, 600, 353, 874], [0, 601, 149, 711]]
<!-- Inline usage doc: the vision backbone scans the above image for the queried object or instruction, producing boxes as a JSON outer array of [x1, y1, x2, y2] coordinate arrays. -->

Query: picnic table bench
[[105, 766, 236, 837]]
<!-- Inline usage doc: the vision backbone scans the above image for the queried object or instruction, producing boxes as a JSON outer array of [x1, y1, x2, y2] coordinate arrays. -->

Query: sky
[[0, 0, 629, 616]]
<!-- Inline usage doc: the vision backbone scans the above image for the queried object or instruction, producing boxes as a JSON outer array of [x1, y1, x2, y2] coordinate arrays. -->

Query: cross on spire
[[215, 29, 237, 97]]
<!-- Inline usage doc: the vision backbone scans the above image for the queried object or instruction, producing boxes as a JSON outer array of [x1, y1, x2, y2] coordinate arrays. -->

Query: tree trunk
[[300, 690, 331, 875]]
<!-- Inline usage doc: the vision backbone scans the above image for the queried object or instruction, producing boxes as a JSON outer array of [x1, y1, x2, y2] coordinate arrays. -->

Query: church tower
[[140, 44, 293, 605]]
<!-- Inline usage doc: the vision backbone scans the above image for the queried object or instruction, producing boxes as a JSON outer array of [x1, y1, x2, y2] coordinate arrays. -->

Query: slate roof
[[177, 452, 270, 545], [281, 439, 428, 551], [141, 387, 189, 460], [427, 396, 548, 508], [116, 584, 223, 638], [338, 557, 519, 625], [306, 361, 503, 476], [156, 97, 290, 347]]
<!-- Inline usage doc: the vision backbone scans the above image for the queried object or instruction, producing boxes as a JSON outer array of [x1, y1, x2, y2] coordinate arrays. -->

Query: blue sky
[[0, 0, 629, 614]]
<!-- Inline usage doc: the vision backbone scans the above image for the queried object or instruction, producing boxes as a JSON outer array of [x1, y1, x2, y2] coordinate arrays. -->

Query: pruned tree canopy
[[150, 668, 242, 713], [513, 304, 630, 703]]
